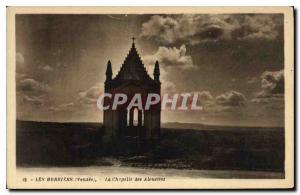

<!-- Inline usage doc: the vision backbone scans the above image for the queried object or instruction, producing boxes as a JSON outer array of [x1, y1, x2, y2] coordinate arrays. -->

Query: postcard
[[7, 6, 294, 189]]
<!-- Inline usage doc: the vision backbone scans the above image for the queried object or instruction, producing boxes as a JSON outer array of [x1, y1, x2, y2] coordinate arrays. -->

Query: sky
[[16, 14, 284, 126]]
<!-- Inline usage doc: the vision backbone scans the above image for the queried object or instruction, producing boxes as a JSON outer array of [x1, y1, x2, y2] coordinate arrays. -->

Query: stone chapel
[[103, 38, 161, 140]]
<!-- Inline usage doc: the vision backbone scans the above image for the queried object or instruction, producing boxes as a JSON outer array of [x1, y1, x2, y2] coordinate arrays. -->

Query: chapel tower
[[103, 38, 161, 141]]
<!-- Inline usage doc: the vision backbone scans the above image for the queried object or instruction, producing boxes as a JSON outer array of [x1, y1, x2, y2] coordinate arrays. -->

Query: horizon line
[[15, 119, 284, 129]]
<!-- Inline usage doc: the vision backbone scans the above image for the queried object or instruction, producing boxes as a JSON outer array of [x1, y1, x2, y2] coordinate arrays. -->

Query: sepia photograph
[[6, 7, 294, 189]]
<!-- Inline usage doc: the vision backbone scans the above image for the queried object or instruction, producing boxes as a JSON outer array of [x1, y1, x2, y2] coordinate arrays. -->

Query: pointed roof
[[112, 41, 153, 83]]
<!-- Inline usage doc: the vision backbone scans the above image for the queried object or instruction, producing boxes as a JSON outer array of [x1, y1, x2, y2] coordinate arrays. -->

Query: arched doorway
[[127, 108, 144, 127], [133, 108, 138, 126], [125, 108, 145, 137]]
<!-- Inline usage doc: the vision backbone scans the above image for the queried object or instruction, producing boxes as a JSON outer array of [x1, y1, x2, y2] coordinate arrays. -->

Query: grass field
[[16, 120, 284, 173]]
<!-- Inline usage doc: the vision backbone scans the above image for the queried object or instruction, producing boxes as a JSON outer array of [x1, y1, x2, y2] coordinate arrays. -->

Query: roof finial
[[106, 60, 112, 81], [132, 37, 135, 44], [154, 61, 160, 82]]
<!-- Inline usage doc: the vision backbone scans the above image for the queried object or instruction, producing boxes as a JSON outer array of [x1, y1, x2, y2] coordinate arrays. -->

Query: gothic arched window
[[133, 108, 138, 126]]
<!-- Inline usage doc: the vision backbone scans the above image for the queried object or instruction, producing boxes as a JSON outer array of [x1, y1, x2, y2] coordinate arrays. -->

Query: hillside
[[16, 120, 284, 173]]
